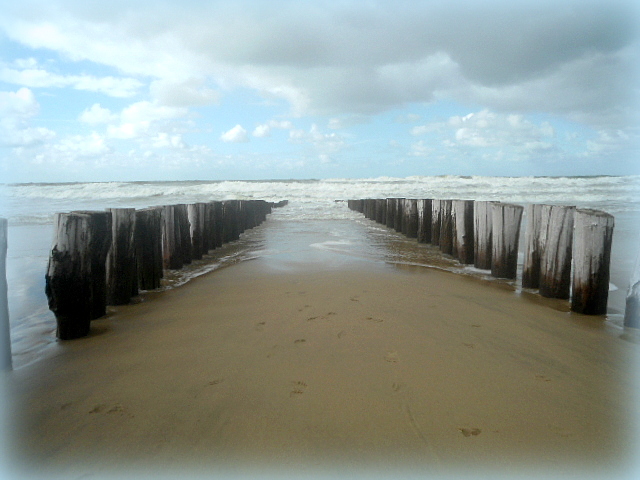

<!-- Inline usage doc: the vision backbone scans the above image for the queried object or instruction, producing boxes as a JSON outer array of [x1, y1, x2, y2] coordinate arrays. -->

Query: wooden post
[[1, 218, 11, 369], [491, 203, 523, 280], [187, 203, 205, 261], [571, 209, 614, 315], [624, 252, 640, 328], [213, 201, 224, 248], [376, 199, 386, 224], [72, 210, 112, 319], [394, 198, 404, 232], [162, 205, 182, 270], [439, 200, 453, 255], [403, 199, 419, 238], [106, 208, 137, 305], [473, 201, 493, 270], [452, 200, 474, 264], [386, 198, 396, 229], [522, 204, 551, 288], [135, 207, 163, 291], [431, 200, 442, 247], [539, 206, 575, 299], [417, 199, 432, 244], [175, 204, 192, 265], [222, 200, 240, 243], [45, 213, 93, 339]]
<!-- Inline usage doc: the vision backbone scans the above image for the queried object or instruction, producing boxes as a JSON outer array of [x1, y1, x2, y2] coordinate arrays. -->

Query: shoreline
[[4, 249, 639, 478]]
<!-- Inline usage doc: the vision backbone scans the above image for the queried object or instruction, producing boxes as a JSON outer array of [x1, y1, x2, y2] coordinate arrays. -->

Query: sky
[[0, 0, 638, 183]]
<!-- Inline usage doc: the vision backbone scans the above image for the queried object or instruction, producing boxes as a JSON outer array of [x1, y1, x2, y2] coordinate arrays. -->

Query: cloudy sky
[[0, 0, 638, 182]]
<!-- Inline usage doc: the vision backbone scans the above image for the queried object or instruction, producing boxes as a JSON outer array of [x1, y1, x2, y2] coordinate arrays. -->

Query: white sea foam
[[3, 175, 639, 225]]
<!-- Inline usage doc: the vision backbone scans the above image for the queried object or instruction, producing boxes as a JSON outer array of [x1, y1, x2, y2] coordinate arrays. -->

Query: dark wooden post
[[394, 198, 404, 232], [439, 200, 453, 255], [571, 209, 614, 315], [175, 204, 192, 266], [491, 203, 523, 280], [106, 208, 137, 305], [403, 199, 419, 238], [222, 200, 240, 243], [1, 218, 11, 369], [452, 200, 474, 264], [473, 201, 493, 270], [376, 199, 386, 224], [213, 201, 224, 248], [417, 199, 432, 244], [539, 206, 575, 299], [431, 200, 442, 247], [72, 210, 112, 319], [624, 254, 640, 328], [45, 213, 93, 339], [162, 205, 182, 270], [135, 207, 163, 291], [522, 204, 551, 288], [386, 198, 396, 229], [187, 203, 205, 261]]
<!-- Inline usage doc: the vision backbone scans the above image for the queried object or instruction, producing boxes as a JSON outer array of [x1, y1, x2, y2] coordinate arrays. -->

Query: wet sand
[[4, 233, 640, 479]]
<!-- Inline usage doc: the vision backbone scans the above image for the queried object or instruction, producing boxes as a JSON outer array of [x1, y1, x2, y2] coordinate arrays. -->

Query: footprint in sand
[[89, 403, 128, 416], [462, 342, 475, 349], [294, 339, 306, 344], [255, 321, 266, 331], [290, 380, 307, 397], [362, 316, 383, 323], [350, 295, 360, 302], [208, 378, 224, 386], [337, 330, 346, 339], [297, 305, 312, 312], [384, 351, 399, 363], [458, 427, 482, 437], [535, 374, 551, 382], [392, 382, 402, 392]]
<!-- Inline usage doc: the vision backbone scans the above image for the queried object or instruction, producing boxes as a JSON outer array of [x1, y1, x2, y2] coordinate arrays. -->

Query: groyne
[[348, 198, 618, 318], [45, 200, 286, 340]]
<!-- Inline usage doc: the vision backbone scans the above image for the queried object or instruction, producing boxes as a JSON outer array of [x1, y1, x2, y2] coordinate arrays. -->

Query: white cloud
[[252, 119, 294, 137], [79, 103, 118, 125], [151, 132, 186, 149], [220, 124, 249, 143], [252, 124, 271, 138], [0, 61, 143, 97], [150, 78, 220, 107], [0, 87, 56, 147], [52, 132, 112, 157]]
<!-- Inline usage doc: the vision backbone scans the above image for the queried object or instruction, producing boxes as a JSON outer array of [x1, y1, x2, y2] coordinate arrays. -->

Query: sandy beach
[[3, 220, 640, 479]]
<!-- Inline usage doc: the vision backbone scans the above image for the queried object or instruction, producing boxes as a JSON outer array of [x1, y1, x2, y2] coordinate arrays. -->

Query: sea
[[1, 175, 639, 369]]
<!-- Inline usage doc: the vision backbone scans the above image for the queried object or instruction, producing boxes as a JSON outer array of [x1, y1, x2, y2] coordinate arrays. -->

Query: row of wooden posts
[[348, 198, 616, 318], [45, 199, 286, 341]]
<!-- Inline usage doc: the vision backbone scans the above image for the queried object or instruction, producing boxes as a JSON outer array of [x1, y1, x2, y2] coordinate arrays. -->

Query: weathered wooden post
[[394, 198, 404, 232], [45, 213, 93, 339], [624, 251, 640, 328], [106, 208, 137, 305], [162, 205, 182, 270], [571, 209, 614, 315], [175, 204, 192, 265], [135, 207, 163, 291], [403, 199, 419, 238], [376, 199, 386, 224], [386, 198, 396, 229], [539, 206, 575, 299], [439, 200, 453, 255], [187, 203, 205, 261], [417, 199, 432, 244], [223, 200, 241, 243], [473, 201, 493, 270], [213, 201, 224, 248], [522, 204, 551, 288], [431, 200, 442, 247], [72, 210, 112, 319], [1, 218, 11, 369], [452, 200, 474, 264], [491, 203, 523, 280]]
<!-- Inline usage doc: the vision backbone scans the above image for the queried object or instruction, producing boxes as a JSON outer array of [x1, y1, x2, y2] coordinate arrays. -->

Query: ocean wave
[[3, 176, 639, 225]]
